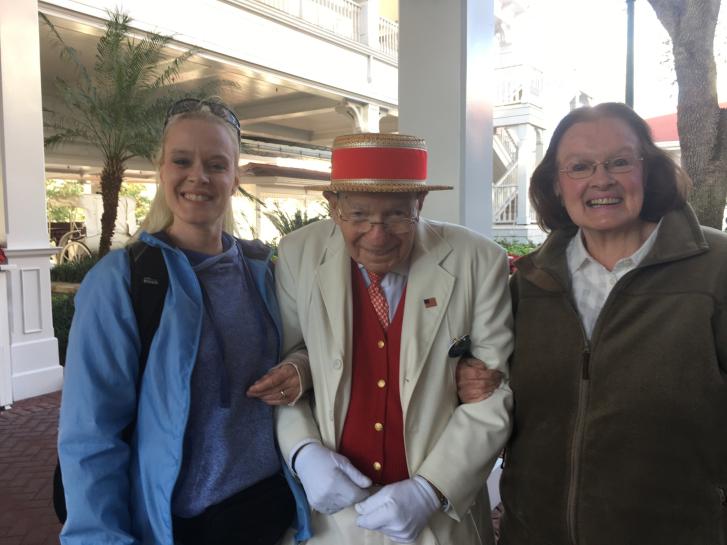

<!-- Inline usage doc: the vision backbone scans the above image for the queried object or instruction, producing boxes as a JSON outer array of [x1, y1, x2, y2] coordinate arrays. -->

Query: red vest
[[338, 263, 409, 484]]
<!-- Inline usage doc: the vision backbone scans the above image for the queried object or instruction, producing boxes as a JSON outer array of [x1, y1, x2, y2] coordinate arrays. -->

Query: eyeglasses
[[164, 98, 241, 140], [559, 155, 643, 180], [336, 207, 419, 235]]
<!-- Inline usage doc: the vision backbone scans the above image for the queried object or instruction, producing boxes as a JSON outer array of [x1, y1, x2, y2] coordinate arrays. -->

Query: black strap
[[127, 240, 169, 380]]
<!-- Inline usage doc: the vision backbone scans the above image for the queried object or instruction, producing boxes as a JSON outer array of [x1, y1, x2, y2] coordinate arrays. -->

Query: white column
[[0, 0, 61, 402], [359, 0, 380, 48], [399, 0, 494, 236], [515, 124, 534, 225]]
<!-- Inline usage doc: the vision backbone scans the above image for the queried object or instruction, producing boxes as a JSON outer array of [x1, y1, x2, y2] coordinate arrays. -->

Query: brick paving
[[0, 392, 62, 545]]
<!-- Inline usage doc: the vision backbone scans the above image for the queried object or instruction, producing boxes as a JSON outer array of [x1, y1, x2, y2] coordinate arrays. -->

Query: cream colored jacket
[[275, 218, 513, 545]]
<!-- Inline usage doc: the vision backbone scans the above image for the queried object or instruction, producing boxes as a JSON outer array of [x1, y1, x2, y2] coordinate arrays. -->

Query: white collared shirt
[[566, 223, 661, 339], [357, 263, 408, 321]]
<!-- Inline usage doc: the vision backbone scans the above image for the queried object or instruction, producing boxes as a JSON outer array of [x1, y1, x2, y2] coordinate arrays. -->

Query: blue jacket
[[59, 232, 312, 544]]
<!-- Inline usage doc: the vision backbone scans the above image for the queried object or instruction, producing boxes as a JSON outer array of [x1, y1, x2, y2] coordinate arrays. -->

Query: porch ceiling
[[39, 10, 384, 180]]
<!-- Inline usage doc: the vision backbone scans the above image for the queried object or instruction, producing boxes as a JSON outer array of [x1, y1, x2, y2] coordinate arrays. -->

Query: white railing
[[495, 64, 544, 107], [494, 126, 518, 166], [255, 0, 361, 41], [251, 0, 399, 57], [492, 126, 520, 224], [378, 16, 398, 58], [493, 183, 518, 224]]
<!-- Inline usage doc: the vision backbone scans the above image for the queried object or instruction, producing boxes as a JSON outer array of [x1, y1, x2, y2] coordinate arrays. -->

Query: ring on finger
[[280, 389, 287, 400]]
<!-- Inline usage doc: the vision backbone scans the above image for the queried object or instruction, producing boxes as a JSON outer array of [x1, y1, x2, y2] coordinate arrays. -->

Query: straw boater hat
[[306, 132, 453, 192]]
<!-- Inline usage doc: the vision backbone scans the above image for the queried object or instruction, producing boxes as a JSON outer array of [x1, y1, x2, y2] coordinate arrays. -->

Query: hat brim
[[305, 181, 453, 192]]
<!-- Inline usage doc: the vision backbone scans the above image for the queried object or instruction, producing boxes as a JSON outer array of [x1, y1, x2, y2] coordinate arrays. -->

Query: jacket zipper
[[563, 268, 641, 544], [566, 344, 590, 545]]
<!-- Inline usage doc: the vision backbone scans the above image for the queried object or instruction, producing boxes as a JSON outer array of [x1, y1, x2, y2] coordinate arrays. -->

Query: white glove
[[355, 476, 441, 543], [293, 442, 372, 514]]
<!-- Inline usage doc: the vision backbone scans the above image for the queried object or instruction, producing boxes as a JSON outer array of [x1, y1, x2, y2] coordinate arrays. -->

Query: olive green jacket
[[500, 204, 727, 545]]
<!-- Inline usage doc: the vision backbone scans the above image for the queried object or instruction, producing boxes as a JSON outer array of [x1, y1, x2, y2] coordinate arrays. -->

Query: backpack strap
[[126, 240, 169, 380]]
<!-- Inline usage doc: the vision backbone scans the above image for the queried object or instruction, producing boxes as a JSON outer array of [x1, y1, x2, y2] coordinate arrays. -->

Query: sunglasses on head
[[164, 98, 241, 140]]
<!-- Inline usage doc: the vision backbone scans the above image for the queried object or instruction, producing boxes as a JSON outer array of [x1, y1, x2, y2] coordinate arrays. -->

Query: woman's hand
[[456, 357, 504, 403], [247, 362, 302, 406]]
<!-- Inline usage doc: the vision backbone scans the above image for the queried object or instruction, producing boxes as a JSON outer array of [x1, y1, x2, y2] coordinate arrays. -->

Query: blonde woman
[[58, 98, 311, 545]]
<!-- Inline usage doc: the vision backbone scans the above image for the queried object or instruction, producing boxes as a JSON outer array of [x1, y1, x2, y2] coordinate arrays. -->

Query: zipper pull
[[582, 348, 591, 380]]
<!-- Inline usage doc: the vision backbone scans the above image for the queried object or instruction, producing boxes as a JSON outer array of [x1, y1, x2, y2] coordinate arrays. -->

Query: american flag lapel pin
[[423, 297, 437, 308]]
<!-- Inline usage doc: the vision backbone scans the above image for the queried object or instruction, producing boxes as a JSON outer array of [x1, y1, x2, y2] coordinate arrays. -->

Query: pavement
[[0, 392, 62, 545]]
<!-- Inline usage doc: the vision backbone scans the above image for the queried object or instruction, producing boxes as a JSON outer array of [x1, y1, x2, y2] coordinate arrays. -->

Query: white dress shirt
[[566, 223, 661, 339]]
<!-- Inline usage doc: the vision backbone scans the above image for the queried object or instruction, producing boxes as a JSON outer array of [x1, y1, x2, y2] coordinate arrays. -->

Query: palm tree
[[42, 10, 196, 257]]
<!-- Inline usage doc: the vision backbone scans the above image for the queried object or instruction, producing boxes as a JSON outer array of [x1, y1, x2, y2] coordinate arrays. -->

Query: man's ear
[[416, 192, 427, 212], [324, 191, 338, 219]]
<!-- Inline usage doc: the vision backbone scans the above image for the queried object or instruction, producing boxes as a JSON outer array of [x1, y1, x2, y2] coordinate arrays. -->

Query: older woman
[[58, 98, 311, 545], [495, 102, 727, 545]]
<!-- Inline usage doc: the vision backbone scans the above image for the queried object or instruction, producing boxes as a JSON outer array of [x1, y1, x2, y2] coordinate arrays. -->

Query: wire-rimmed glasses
[[559, 155, 643, 180], [335, 207, 419, 235]]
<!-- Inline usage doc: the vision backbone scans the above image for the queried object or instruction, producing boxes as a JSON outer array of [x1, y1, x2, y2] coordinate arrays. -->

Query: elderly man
[[275, 133, 512, 545]]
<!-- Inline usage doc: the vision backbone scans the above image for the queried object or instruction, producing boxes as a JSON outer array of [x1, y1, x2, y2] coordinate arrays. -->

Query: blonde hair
[[131, 108, 240, 242]]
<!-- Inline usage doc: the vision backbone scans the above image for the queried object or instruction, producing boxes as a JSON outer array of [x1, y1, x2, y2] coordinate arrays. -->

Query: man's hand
[[355, 476, 440, 543], [247, 362, 301, 406], [294, 442, 372, 514], [456, 357, 503, 403]]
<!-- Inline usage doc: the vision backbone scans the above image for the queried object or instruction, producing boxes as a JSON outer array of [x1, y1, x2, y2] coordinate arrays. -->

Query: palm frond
[[238, 187, 266, 206], [94, 10, 130, 86], [150, 48, 196, 89], [44, 126, 91, 149], [40, 13, 92, 90]]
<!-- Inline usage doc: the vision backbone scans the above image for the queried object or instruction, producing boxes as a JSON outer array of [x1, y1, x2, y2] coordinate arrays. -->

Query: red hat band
[[304, 132, 453, 192], [332, 146, 427, 182]]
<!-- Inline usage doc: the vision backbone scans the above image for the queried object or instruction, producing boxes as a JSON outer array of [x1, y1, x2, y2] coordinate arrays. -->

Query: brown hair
[[530, 102, 690, 232]]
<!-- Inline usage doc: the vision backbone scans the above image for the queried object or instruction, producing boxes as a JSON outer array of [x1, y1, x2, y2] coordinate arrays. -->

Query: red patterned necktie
[[367, 271, 390, 329]]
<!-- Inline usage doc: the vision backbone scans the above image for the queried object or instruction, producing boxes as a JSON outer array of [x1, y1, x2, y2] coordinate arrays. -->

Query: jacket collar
[[139, 230, 273, 263], [517, 205, 708, 292], [315, 219, 453, 330]]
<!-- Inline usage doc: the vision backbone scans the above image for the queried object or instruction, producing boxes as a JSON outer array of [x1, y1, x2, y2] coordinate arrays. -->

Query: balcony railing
[[258, 0, 360, 38], [378, 16, 398, 58], [252, 0, 398, 57]]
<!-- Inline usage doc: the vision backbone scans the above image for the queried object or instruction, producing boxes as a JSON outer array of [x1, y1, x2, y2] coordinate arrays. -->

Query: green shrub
[[496, 240, 539, 257], [52, 293, 75, 365], [51, 256, 98, 283]]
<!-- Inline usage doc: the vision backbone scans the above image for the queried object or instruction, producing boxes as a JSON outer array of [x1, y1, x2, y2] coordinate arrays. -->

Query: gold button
[[373, 461, 382, 471], [377, 379, 386, 388], [377, 340, 385, 349], [374, 422, 383, 431]]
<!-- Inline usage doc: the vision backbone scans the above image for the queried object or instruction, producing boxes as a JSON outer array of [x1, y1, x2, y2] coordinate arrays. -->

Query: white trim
[[0, 271, 13, 407]]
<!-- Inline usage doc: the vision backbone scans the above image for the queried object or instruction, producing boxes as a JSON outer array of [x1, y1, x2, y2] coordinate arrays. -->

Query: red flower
[[507, 253, 520, 274]]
